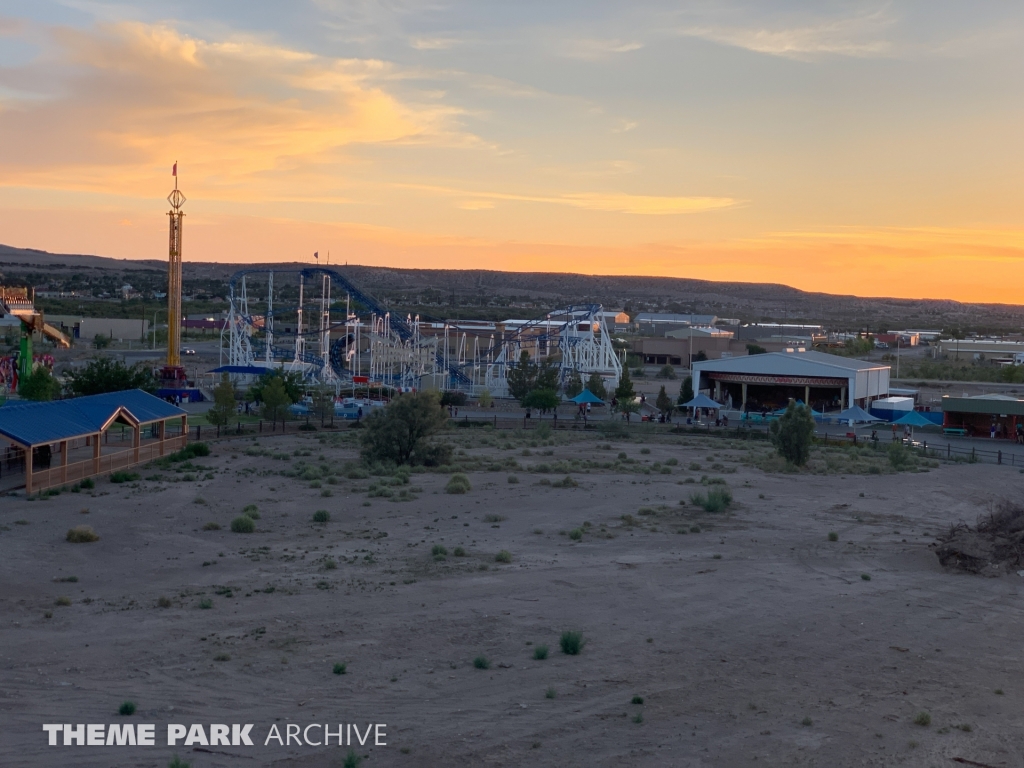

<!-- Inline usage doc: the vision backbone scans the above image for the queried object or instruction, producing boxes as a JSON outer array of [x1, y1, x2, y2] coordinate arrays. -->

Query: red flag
[[172, 162, 177, 177]]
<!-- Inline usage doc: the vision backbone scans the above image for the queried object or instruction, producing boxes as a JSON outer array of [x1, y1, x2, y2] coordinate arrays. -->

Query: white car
[[183, 348, 197, 355]]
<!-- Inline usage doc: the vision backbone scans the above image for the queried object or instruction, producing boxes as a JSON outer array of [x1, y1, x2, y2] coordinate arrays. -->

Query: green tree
[[678, 376, 694, 405], [523, 388, 559, 414], [769, 400, 816, 466], [311, 386, 335, 421], [586, 372, 607, 401], [360, 391, 450, 465], [655, 385, 673, 415], [536, 359, 559, 392], [247, 369, 303, 405], [746, 343, 767, 355], [93, 333, 110, 349], [260, 376, 293, 422], [616, 398, 641, 422], [19, 366, 61, 401], [614, 366, 635, 403], [506, 350, 537, 403], [564, 369, 584, 398], [614, 368, 637, 422], [206, 372, 236, 427], [65, 358, 157, 396], [477, 389, 493, 408], [656, 364, 676, 379], [440, 391, 467, 407]]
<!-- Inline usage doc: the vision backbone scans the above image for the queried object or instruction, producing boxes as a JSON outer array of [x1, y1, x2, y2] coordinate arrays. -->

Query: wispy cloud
[[678, 10, 895, 60], [395, 183, 739, 215], [561, 38, 644, 61]]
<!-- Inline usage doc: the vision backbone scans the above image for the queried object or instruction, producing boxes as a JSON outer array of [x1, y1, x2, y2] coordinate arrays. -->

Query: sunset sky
[[1, 2, 1022, 302]]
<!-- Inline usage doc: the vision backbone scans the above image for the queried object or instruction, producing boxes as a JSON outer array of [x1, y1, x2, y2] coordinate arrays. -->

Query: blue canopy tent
[[892, 411, 935, 427], [833, 405, 882, 424], [570, 389, 605, 405], [681, 394, 722, 410]]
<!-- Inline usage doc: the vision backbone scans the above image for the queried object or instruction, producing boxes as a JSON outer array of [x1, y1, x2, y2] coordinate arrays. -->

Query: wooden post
[[25, 444, 33, 495], [181, 415, 187, 447], [159, 419, 167, 456], [804, 385, 810, 407], [92, 433, 101, 476], [741, 382, 748, 411], [60, 440, 68, 484], [133, 424, 140, 463]]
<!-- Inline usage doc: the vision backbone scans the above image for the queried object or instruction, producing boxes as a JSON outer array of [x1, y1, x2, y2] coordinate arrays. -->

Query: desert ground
[[2, 426, 1024, 768]]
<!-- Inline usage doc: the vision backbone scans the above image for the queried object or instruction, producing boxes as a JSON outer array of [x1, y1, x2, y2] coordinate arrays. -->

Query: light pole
[[896, 335, 900, 380]]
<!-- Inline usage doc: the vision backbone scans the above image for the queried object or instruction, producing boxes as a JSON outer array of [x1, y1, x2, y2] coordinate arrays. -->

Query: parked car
[[183, 348, 197, 355]]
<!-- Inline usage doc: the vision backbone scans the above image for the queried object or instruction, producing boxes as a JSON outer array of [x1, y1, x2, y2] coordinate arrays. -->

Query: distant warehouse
[[691, 350, 890, 413]]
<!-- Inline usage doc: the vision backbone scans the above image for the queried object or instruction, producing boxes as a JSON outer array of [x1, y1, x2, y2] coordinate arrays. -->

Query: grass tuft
[[118, 701, 136, 716], [230, 516, 255, 533], [313, 510, 330, 523], [689, 487, 732, 513], [631, 695, 644, 705], [495, 549, 512, 563], [913, 711, 931, 727], [333, 662, 347, 675], [473, 655, 490, 670], [202, 522, 221, 531], [828, 531, 838, 542], [559, 630, 585, 655], [445, 473, 472, 494], [533, 645, 549, 660]]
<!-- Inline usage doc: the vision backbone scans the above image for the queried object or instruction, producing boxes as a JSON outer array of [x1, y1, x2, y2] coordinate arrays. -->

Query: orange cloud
[[0, 22, 456, 201]]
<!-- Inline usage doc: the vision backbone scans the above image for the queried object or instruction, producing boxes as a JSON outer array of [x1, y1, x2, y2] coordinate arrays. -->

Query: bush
[[157, 596, 172, 608], [431, 544, 448, 561], [551, 475, 578, 488], [453, 546, 466, 557], [533, 645, 549, 660], [203, 522, 221, 531], [507, 474, 519, 484], [80, 478, 95, 489], [66, 525, 99, 543], [559, 630, 585, 655], [333, 662, 347, 675], [440, 390, 467, 407], [119, 701, 136, 716], [828, 531, 838, 542], [769, 400, 815, 466], [473, 656, 490, 670], [198, 598, 213, 610], [568, 528, 583, 541], [913, 711, 931, 727], [230, 516, 255, 533], [360, 391, 449, 465], [446, 474, 472, 494], [689, 487, 733, 513], [110, 471, 140, 484], [495, 549, 512, 563], [168, 757, 191, 768], [313, 510, 330, 523]]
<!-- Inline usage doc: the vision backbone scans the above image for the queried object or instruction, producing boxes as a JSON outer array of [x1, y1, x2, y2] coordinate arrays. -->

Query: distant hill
[[1, 243, 1021, 331]]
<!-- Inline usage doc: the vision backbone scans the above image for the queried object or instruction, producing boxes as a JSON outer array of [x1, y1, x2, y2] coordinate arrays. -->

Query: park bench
[[943, 427, 967, 437]]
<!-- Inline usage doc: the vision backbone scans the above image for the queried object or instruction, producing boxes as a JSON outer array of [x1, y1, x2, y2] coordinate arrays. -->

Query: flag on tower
[[172, 162, 177, 177], [314, 251, 319, 262]]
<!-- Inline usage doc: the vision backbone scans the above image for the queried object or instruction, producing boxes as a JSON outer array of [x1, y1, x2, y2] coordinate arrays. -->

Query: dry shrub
[[66, 525, 99, 543]]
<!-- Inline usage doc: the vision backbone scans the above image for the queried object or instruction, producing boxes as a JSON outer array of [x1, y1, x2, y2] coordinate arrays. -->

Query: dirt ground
[[3, 427, 1024, 768]]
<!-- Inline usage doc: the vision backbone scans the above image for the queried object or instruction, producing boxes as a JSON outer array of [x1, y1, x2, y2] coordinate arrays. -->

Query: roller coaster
[[220, 267, 621, 396]]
